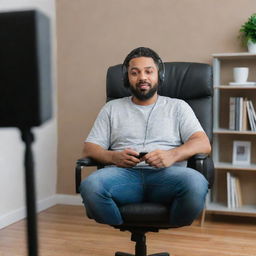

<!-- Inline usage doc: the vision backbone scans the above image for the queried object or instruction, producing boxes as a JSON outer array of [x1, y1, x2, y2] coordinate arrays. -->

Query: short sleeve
[[178, 101, 204, 142], [85, 105, 111, 149]]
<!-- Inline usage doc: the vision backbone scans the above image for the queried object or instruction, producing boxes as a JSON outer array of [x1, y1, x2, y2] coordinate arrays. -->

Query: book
[[226, 172, 243, 208], [249, 101, 256, 128], [246, 100, 255, 131], [229, 97, 236, 130], [242, 99, 248, 131], [227, 172, 232, 208], [250, 101, 256, 130], [235, 177, 243, 207], [235, 97, 240, 130], [239, 97, 243, 131], [230, 174, 235, 208]]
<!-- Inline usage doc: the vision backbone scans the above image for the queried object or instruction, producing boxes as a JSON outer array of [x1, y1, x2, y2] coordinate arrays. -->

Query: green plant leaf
[[240, 13, 256, 43]]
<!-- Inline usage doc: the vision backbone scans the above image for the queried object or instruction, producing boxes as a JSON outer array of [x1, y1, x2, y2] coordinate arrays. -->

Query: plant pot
[[247, 39, 256, 53]]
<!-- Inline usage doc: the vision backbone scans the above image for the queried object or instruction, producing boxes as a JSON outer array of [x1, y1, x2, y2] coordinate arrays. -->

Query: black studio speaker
[[0, 9, 52, 128]]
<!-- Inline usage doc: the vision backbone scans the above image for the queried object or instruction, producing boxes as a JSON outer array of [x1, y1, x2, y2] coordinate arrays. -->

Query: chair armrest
[[75, 157, 104, 193], [187, 154, 214, 188], [77, 157, 100, 167], [189, 153, 208, 160]]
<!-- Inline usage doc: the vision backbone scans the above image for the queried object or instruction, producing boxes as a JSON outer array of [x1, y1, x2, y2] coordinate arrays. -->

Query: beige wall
[[56, 0, 255, 194]]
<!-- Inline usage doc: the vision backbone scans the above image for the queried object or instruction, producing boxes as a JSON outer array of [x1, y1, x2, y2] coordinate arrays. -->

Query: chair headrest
[[106, 62, 213, 101]]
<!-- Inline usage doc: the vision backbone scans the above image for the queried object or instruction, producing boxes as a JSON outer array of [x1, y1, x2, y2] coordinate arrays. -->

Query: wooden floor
[[0, 205, 256, 256]]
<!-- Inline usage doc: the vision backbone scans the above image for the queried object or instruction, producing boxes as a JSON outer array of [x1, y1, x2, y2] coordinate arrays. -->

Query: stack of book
[[227, 172, 243, 208], [229, 97, 256, 131]]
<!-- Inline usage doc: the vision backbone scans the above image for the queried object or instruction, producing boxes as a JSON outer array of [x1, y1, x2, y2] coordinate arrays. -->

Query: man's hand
[[112, 149, 140, 168], [143, 132, 211, 168], [143, 149, 176, 168]]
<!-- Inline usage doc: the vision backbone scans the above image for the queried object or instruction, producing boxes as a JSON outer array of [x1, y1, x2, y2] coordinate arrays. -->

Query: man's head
[[122, 47, 165, 101]]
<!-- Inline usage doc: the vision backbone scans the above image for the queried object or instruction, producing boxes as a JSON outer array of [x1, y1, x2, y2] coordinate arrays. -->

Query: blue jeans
[[79, 166, 208, 227]]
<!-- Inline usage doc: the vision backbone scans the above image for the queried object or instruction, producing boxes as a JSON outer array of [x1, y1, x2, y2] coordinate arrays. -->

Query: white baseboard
[[37, 194, 58, 212], [55, 194, 83, 206], [0, 194, 83, 229], [0, 207, 26, 230]]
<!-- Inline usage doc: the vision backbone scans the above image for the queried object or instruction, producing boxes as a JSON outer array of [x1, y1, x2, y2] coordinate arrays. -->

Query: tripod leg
[[21, 128, 38, 256]]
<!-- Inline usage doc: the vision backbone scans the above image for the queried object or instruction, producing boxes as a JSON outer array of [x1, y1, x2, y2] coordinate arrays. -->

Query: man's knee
[[181, 169, 208, 217], [184, 168, 208, 197], [168, 169, 208, 227], [80, 173, 107, 200]]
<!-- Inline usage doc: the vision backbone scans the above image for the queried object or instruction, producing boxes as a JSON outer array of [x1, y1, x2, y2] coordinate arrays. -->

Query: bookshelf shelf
[[213, 128, 256, 135], [215, 162, 256, 171], [206, 203, 256, 217], [208, 52, 256, 219], [212, 52, 256, 60], [214, 85, 256, 90]]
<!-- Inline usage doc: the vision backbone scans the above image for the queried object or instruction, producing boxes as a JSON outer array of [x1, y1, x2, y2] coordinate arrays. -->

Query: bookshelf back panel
[[213, 171, 227, 204], [218, 134, 256, 164], [219, 59, 256, 85], [239, 172, 256, 205]]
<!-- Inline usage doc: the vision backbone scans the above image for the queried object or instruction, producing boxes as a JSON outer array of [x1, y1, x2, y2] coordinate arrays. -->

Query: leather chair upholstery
[[76, 62, 214, 256]]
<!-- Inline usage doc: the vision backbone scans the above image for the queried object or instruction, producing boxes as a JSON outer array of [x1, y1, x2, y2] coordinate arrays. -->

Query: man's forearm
[[83, 142, 141, 167], [83, 142, 115, 164], [170, 131, 211, 163]]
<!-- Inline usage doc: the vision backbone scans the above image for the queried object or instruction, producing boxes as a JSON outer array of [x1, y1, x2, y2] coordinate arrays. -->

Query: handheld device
[[139, 152, 148, 158]]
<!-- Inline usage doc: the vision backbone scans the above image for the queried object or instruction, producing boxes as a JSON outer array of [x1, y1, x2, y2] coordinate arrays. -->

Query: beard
[[129, 81, 158, 101]]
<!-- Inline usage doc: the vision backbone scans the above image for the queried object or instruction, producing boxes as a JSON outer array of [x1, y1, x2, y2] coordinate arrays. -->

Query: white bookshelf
[[207, 52, 256, 217]]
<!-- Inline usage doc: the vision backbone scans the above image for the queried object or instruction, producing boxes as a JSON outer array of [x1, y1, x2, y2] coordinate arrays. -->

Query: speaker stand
[[20, 128, 38, 256]]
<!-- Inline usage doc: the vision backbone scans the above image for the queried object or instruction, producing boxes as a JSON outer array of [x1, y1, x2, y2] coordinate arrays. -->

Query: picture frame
[[232, 140, 251, 165]]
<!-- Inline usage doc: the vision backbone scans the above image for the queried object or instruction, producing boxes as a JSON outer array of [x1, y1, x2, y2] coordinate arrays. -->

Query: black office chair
[[75, 62, 214, 256]]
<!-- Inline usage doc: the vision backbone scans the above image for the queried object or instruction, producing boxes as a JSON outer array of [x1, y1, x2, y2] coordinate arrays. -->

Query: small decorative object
[[240, 13, 256, 53], [229, 67, 256, 86], [232, 140, 251, 165], [233, 67, 249, 83]]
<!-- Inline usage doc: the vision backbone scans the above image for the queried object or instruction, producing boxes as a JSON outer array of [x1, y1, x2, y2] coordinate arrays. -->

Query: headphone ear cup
[[122, 65, 130, 88], [158, 61, 165, 84], [124, 74, 129, 88]]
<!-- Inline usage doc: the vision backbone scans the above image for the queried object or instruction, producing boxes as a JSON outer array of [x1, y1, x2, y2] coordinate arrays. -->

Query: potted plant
[[240, 13, 256, 53]]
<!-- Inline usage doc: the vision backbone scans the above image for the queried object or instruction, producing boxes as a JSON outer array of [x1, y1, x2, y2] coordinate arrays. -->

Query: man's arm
[[83, 142, 140, 168], [144, 131, 211, 168]]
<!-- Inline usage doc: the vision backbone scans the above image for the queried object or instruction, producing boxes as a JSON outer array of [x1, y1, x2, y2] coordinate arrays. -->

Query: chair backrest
[[106, 62, 213, 142]]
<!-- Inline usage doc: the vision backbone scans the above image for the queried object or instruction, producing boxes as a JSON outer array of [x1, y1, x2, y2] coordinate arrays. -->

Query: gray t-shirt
[[85, 96, 204, 167]]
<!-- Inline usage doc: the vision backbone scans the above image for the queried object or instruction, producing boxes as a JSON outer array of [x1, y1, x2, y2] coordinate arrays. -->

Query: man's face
[[127, 57, 159, 101]]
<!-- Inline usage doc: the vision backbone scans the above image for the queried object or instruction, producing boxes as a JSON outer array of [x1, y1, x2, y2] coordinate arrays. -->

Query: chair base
[[115, 252, 169, 256], [114, 227, 170, 256]]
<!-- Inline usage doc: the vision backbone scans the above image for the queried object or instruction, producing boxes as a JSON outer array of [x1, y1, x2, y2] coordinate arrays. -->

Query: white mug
[[233, 67, 249, 83]]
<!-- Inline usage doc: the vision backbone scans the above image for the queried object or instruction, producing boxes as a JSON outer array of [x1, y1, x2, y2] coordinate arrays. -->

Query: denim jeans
[[79, 166, 208, 227]]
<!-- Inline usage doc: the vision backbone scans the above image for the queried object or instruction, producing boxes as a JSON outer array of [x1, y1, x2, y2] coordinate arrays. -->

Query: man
[[80, 47, 211, 227]]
